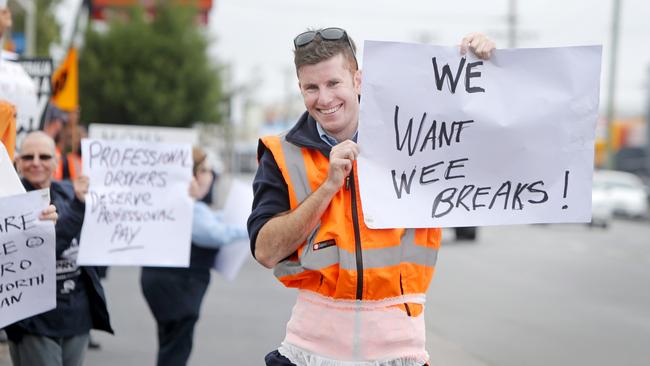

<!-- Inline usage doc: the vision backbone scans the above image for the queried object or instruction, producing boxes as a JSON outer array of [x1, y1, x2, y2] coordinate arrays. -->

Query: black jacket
[[6, 179, 113, 341]]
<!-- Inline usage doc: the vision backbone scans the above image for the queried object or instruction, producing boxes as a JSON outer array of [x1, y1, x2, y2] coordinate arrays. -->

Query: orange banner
[[51, 48, 79, 112]]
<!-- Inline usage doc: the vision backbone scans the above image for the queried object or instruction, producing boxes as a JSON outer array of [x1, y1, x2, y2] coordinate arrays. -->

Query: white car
[[592, 170, 649, 220]]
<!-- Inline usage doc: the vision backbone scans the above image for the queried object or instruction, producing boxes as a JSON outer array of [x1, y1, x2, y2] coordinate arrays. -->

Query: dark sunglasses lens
[[320, 28, 346, 41], [294, 32, 316, 47], [21, 154, 52, 161]]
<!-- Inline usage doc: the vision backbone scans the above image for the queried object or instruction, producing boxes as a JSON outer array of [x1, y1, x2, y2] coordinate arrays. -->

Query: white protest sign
[[16, 58, 54, 129], [0, 59, 39, 151], [358, 42, 602, 228], [213, 178, 253, 281], [0, 144, 25, 198], [78, 139, 193, 267], [89, 123, 198, 145], [0, 189, 56, 329]]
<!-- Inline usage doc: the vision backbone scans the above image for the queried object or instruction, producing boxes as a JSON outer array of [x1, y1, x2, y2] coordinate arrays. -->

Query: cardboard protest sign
[[358, 42, 602, 228], [0, 189, 56, 329], [0, 59, 39, 152], [77, 139, 193, 267]]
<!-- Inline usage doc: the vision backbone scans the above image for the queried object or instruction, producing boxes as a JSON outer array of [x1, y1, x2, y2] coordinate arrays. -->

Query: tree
[[9, 0, 61, 56], [79, 4, 222, 127]]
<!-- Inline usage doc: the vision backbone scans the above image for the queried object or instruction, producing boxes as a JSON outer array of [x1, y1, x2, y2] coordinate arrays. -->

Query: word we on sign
[[78, 139, 193, 267], [358, 41, 601, 228]]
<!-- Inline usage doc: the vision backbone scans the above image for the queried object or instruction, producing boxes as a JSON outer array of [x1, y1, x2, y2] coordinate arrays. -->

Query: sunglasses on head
[[20, 154, 53, 161], [294, 27, 357, 59]]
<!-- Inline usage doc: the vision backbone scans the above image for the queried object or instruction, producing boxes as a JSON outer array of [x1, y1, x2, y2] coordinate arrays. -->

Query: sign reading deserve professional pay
[[78, 139, 193, 267]]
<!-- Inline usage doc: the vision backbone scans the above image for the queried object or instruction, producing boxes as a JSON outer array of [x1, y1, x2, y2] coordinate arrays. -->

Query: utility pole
[[14, 0, 36, 56], [508, 0, 517, 48], [646, 66, 650, 179], [605, 0, 621, 169]]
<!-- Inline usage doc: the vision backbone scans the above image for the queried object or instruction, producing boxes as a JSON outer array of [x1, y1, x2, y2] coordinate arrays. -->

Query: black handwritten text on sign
[[432, 57, 485, 94]]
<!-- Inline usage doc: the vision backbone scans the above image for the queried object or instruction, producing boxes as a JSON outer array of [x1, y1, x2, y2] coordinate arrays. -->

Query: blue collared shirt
[[316, 122, 358, 147]]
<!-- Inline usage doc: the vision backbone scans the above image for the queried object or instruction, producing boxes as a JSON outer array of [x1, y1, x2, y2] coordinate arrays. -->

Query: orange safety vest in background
[[261, 134, 442, 364], [54, 150, 82, 181]]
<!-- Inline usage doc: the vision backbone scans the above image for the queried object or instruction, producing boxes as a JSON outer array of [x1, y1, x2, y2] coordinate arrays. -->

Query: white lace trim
[[297, 290, 426, 310], [279, 342, 428, 366]]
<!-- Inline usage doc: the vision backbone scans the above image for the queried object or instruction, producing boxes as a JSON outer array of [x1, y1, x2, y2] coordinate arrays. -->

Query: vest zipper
[[399, 274, 412, 316], [348, 168, 364, 300]]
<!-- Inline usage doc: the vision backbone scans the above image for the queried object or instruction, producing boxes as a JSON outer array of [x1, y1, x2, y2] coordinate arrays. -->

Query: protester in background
[[6, 131, 112, 366], [140, 146, 247, 366], [42, 103, 69, 177], [57, 122, 86, 181], [43, 103, 68, 142], [247, 28, 494, 365]]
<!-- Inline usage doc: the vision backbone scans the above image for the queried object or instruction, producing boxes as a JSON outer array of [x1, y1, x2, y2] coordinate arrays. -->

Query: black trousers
[[264, 349, 429, 366], [141, 267, 210, 366], [265, 350, 296, 366]]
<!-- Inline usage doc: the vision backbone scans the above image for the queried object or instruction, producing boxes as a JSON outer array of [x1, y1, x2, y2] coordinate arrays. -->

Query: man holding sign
[[6, 131, 112, 366], [247, 28, 494, 365]]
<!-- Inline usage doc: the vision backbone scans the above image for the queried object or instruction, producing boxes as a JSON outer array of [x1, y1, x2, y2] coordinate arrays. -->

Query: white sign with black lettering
[[78, 139, 193, 267], [0, 144, 25, 198], [358, 42, 602, 228], [0, 189, 56, 329]]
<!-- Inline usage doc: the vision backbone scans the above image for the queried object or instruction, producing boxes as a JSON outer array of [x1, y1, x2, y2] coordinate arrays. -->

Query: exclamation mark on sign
[[562, 170, 569, 210]]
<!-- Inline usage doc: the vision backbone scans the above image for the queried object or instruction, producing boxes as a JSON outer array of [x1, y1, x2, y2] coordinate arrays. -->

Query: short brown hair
[[293, 29, 358, 74]]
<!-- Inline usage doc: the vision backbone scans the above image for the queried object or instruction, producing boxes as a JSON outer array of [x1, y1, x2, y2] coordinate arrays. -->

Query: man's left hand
[[460, 32, 496, 60]]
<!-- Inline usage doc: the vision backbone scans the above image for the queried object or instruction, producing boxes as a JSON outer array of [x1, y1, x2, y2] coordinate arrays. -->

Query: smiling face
[[298, 53, 362, 142], [16, 132, 57, 189]]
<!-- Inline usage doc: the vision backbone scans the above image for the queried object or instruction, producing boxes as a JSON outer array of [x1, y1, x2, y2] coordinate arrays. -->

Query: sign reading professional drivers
[[0, 190, 56, 329], [358, 42, 602, 228], [77, 139, 193, 267]]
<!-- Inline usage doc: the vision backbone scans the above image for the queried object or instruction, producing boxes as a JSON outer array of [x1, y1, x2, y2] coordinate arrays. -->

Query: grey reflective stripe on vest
[[280, 136, 311, 203], [273, 138, 437, 280], [274, 136, 327, 279], [337, 229, 438, 271]]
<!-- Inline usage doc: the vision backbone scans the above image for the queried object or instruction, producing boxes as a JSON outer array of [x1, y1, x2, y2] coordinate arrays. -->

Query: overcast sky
[[209, 0, 650, 117]]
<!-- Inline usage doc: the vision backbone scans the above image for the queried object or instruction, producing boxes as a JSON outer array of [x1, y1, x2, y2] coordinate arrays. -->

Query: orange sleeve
[[0, 101, 17, 160]]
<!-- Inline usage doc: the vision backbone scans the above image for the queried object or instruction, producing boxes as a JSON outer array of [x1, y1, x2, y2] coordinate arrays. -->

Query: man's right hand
[[325, 140, 359, 192]]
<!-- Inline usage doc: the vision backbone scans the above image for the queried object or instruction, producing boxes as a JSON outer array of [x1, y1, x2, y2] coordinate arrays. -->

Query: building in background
[[90, 0, 214, 25]]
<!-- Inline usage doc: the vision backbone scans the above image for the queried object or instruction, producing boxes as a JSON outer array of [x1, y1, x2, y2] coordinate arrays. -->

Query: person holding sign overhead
[[247, 28, 495, 365], [140, 146, 247, 366], [6, 131, 112, 366]]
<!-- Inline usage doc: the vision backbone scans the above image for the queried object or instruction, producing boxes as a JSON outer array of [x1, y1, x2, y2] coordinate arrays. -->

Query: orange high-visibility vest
[[262, 133, 442, 364], [261, 134, 442, 304], [54, 151, 81, 181]]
